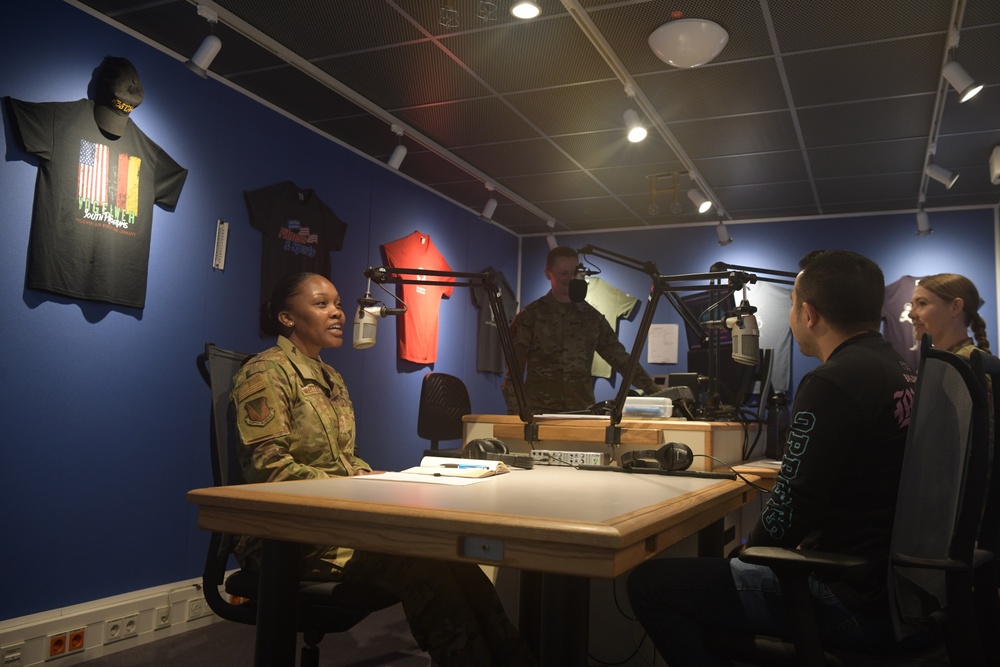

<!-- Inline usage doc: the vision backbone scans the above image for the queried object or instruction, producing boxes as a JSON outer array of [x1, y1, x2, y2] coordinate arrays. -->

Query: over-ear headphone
[[463, 438, 534, 469], [620, 442, 693, 471]]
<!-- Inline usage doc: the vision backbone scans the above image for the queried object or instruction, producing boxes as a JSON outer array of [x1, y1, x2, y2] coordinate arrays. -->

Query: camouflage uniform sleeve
[[232, 359, 332, 483], [594, 317, 661, 394]]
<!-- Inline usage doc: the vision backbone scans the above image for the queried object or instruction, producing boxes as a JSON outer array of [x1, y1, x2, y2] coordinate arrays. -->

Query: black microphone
[[569, 263, 589, 303]]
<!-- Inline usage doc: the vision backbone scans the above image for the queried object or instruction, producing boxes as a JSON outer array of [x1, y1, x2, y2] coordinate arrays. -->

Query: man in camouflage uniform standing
[[502, 246, 660, 414], [234, 272, 537, 666]]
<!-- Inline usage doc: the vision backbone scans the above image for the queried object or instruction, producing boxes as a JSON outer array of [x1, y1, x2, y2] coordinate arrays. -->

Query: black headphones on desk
[[464, 438, 534, 469], [620, 442, 694, 471]]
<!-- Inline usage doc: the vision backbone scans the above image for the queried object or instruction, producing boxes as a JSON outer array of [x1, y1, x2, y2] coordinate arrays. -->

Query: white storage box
[[623, 396, 673, 418]]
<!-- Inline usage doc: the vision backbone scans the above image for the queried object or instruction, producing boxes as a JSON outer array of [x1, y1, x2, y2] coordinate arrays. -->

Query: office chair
[[971, 348, 1000, 665], [196, 343, 397, 667], [710, 335, 992, 666], [417, 372, 471, 458]]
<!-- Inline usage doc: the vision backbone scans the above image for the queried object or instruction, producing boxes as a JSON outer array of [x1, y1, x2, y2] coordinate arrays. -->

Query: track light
[[185, 6, 221, 78], [623, 109, 646, 143], [387, 124, 406, 169], [546, 220, 558, 249], [916, 210, 933, 236], [942, 61, 982, 103], [687, 189, 712, 214], [510, 1, 541, 19], [481, 185, 497, 220], [388, 144, 407, 169], [925, 163, 958, 189], [716, 221, 732, 246]]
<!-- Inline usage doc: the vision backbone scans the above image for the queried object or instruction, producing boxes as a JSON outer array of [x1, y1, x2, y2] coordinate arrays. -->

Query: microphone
[[569, 262, 591, 303], [728, 299, 759, 366], [353, 293, 406, 349], [702, 299, 760, 365]]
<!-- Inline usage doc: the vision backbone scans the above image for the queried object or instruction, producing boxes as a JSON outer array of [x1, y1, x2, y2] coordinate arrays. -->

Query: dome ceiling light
[[648, 17, 729, 69]]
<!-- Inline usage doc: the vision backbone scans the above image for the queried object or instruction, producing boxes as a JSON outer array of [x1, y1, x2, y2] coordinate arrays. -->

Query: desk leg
[[539, 574, 589, 666], [519, 571, 542, 656], [698, 518, 726, 557], [256, 539, 298, 667]]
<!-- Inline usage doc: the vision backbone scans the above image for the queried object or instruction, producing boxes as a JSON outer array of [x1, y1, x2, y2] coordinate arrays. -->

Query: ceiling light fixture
[[942, 61, 982, 103], [623, 109, 646, 143], [716, 221, 732, 246], [387, 124, 407, 170], [510, 1, 541, 20], [925, 163, 958, 189], [648, 18, 729, 69], [482, 185, 498, 220], [545, 219, 558, 249], [476, 0, 498, 21], [916, 209, 933, 236], [185, 5, 221, 78], [687, 189, 712, 214], [439, 0, 459, 29]]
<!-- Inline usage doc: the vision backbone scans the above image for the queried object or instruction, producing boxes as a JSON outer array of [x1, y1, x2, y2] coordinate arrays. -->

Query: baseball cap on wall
[[93, 56, 144, 136]]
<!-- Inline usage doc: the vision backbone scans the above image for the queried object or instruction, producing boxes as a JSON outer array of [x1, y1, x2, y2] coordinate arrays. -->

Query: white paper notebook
[[401, 456, 509, 478]]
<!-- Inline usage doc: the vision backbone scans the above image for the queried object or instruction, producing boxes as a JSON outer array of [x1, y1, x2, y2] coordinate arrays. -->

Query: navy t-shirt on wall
[[244, 181, 347, 305]]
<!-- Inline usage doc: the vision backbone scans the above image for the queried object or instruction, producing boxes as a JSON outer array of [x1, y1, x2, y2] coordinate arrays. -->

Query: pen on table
[[440, 463, 488, 469]]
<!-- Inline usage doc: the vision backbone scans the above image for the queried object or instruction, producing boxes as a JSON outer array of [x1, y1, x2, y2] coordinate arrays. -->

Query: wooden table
[[188, 466, 759, 666]]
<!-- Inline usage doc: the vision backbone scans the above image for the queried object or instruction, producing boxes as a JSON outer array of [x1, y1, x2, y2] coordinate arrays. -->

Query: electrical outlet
[[2, 642, 24, 667], [67, 628, 86, 655], [188, 597, 213, 620], [104, 612, 138, 645], [154, 605, 171, 630], [46, 633, 67, 660]]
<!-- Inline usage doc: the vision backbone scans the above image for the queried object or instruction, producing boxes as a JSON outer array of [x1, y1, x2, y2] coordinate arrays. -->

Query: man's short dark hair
[[795, 250, 884, 331], [546, 246, 578, 270]]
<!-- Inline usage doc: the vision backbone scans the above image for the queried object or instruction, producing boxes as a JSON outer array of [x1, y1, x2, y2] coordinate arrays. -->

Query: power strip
[[530, 450, 607, 467]]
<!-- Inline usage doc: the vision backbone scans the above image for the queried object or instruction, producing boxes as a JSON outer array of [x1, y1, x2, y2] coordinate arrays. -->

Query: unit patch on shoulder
[[244, 396, 274, 427]]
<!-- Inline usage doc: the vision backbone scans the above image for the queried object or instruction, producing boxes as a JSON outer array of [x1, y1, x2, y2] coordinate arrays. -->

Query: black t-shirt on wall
[[8, 98, 188, 308]]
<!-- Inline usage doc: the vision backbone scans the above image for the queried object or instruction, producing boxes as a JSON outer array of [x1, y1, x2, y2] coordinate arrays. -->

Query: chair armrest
[[740, 546, 869, 576]]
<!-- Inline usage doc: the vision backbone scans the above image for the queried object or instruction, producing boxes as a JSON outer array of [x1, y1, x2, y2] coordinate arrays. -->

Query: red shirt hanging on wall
[[382, 231, 454, 364]]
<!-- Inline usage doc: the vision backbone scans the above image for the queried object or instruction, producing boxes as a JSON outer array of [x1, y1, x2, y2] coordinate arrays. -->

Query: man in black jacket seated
[[627, 250, 919, 666]]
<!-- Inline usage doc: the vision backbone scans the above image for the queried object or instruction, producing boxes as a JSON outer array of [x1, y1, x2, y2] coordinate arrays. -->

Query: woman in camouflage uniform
[[232, 272, 537, 666]]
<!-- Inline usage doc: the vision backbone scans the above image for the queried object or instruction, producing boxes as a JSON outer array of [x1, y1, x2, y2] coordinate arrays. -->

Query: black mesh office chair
[[971, 348, 1000, 665], [417, 372, 471, 458], [196, 343, 397, 667], [710, 335, 992, 666]]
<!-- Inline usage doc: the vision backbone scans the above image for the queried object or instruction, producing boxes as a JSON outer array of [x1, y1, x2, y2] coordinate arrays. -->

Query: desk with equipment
[[464, 413, 756, 473], [187, 466, 759, 666]]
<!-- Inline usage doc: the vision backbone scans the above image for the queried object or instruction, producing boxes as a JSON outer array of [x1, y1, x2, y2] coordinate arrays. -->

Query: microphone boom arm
[[364, 266, 532, 428]]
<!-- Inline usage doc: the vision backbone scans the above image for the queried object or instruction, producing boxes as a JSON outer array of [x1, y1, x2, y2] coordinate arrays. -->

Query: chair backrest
[[197, 343, 254, 487], [416, 372, 471, 449], [972, 348, 1000, 554], [889, 336, 991, 638]]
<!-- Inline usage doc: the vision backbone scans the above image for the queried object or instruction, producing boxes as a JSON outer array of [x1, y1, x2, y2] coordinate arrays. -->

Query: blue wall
[[1, 0, 518, 620], [2, 0, 996, 623]]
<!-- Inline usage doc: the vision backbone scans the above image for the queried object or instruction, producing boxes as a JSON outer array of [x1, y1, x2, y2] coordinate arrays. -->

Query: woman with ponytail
[[909, 273, 990, 358]]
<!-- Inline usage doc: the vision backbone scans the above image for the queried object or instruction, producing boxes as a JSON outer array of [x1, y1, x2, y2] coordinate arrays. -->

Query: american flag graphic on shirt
[[78, 139, 141, 215]]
